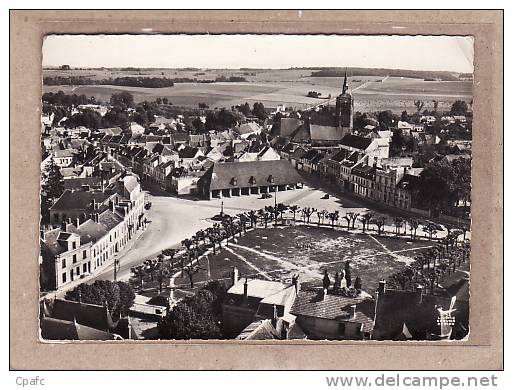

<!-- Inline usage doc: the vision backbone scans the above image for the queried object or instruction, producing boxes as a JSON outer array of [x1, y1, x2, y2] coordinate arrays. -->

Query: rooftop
[[290, 288, 374, 332]]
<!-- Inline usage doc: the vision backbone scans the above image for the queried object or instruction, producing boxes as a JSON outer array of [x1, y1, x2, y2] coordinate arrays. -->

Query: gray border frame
[[9, 10, 503, 370]]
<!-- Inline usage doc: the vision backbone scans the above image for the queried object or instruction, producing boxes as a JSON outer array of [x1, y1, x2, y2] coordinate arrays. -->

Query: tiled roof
[[98, 209, 123, 231], [228, 279, 287, 299], [41, 228, 78, 256], [397, 174, 421, 190], [50, 190, 110, 211], [290, 123, 311, 143], [291, 147, 306, 159], [179, 146, 200, 159], [329, 149, 350, 162], [352, 164, 375, 178], [373, 288, 453, 340], [120, 174, 139, 194], [340, 134, 373, 151], [73, 219, 109, 244], [202, 160, 302, 191], [279, 118, 303, 137], [236, 319, 279, 340], [64, 177, 103, 191], [260, 285, 296, 306], [235, 122, 261, 135], [290, 289, 372, 323]]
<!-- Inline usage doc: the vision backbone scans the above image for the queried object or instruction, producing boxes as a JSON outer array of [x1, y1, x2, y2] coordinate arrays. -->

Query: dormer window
[[230, 177, 238, 186], [267, 175, 275, 184], [249, 176, 257, 186]]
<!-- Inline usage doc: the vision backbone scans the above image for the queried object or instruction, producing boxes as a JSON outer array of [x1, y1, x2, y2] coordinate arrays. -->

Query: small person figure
[[340, 269, 347, 289], [333, 272, 341, 291], [322, 269, 331, 291]]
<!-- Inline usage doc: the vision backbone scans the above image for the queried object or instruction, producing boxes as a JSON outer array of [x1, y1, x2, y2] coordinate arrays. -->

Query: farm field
[[42, 68, 472, 113], [174, 225, 435, 294]]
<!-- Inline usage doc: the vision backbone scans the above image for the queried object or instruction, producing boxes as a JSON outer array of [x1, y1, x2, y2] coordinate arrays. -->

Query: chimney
[[350, 304, 357, 319], [231, 267, 239, 287], [243, 278, 248, 299], [61, 221, 67, 232], [109, 200, 115, 212], [291, 274, 299, 293], [92, 199, 97, 210], [73, 217, 80, 228], [415, 285, 423, 304], [323, 288, 328, 301], [378, 280, 386, 294], [272, 304, 278, 327]]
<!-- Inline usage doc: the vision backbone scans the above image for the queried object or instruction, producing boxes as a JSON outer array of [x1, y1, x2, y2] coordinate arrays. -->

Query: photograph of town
[[39, 34, 472, 342]]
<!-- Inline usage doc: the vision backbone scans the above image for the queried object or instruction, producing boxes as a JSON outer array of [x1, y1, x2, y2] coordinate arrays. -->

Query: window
[[61, 258, 66, 268], [83, 264, 87, 273], [76, 266, 80, 275], [72, 254, 77, 264], [72, 241, 77, 250], [83, 250, 87, 259], [62, 273, 67, 284]]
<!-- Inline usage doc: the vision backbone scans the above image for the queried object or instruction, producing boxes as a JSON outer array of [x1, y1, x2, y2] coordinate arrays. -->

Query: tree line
[[43, 75, 247, 87], [43, 76, 176, 88]]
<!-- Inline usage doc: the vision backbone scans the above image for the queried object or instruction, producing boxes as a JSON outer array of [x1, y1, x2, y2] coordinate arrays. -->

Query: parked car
[[260, 193, 272, 199]]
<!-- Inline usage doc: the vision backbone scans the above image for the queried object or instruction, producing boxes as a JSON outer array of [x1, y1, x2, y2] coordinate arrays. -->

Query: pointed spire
[[342, 68, 349, 94]]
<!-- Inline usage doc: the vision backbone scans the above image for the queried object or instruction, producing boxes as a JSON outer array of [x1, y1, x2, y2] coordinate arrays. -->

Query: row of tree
[[387, 234, 470, 295], [42, 91, 96, 106], [235, 102, 268, 121], [43, 76, 176, 88]]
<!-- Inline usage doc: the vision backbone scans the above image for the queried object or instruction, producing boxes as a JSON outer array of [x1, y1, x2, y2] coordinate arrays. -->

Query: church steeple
[[342, 68, 349, 94]]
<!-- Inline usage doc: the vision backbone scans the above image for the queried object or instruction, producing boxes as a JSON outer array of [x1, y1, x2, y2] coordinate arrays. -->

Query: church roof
[[310, 124, 344, 142]]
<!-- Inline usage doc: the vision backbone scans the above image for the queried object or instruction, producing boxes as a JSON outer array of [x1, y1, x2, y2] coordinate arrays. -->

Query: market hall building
[[199, 160, 303, 200]]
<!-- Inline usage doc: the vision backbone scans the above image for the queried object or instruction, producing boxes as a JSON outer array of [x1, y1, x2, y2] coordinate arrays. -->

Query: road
[[95, 188, 216, 282]]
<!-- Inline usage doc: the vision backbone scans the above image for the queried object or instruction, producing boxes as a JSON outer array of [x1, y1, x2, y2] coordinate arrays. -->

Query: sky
[[42, 34, 474, 73]]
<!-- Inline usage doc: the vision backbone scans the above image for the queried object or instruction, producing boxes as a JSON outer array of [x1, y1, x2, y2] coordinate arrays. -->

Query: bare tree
[[360, 213, 373, 233], [414, 100, 425, 113]]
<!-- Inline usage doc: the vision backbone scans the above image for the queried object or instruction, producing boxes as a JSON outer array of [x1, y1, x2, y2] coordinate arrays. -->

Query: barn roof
[[202, 160, 302, 191]]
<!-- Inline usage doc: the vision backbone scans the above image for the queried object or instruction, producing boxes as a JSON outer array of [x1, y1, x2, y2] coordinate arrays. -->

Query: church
[[335, 69, 354, 131], [277, 69, 354, 146]]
